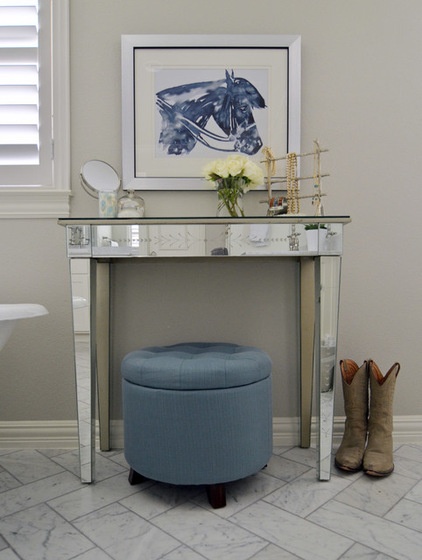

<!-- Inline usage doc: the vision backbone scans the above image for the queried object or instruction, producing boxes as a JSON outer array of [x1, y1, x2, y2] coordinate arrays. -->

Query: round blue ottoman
[[121, 342, 272, 508]]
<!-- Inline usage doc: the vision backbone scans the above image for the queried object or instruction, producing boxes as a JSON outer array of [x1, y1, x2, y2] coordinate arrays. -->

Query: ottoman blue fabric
[[121, 342, 272, 486]]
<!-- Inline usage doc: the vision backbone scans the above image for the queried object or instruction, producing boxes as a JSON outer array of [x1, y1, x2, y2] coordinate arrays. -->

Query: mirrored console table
[[58, 216, 351, 483]]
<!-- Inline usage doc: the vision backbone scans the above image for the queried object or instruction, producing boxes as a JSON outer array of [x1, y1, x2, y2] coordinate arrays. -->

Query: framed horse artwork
[[121, 34, 301, 191]]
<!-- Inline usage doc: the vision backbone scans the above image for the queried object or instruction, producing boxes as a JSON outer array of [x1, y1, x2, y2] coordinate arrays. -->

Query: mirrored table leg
[[315, 256, 342, 480], [70, 258, 95, 483], [299, 257, 315, 449], [95, 260, 111, 452]]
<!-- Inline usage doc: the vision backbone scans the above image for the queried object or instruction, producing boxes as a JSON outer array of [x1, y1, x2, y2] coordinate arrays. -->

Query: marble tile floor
[[1, 444, 422, 560]]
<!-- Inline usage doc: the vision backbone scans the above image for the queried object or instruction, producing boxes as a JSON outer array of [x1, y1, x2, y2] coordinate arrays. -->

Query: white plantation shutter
[[0, 0, 70, 217], [0, 1, 40, 165], [0, 0, 53, 185]]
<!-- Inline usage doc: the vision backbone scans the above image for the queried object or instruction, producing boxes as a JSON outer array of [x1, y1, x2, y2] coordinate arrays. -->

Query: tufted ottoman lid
[[121, 342, 272, 390]]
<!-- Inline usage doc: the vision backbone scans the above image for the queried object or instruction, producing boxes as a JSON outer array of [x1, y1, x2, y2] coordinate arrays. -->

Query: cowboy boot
[[363, 360, 400, 477], [335, 360, 368, 472]]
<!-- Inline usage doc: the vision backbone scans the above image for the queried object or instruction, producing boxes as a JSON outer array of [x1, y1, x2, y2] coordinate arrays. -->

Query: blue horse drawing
[[156, 70, 266, 156]]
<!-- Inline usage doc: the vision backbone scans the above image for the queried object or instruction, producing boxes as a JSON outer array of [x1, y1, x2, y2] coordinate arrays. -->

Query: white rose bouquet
[[203, 154, 264, 217]]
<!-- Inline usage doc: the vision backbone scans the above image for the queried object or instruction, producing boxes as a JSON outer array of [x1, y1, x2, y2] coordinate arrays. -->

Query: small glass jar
[[117, 190, 145, 217]]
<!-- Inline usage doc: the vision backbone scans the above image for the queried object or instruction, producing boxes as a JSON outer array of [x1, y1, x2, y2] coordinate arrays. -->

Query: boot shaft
[[340, 359, 368, 421], [368, 360, 400, 428], [364, 360, 400, 476], [335, 360, 368, 472]]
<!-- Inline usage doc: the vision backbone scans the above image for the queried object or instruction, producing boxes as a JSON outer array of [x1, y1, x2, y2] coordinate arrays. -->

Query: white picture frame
[[121, 34, 301, 190]]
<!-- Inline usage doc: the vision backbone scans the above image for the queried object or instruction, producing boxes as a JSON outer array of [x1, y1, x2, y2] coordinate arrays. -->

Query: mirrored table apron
[[58, 216, 351, 483]]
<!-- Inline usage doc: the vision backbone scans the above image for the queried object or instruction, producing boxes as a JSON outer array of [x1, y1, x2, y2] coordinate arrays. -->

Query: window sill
[[0, 188, 71, 219]]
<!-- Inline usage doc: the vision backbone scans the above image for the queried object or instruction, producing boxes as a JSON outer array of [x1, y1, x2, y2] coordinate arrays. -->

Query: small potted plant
[[305, 223, 327, 252]]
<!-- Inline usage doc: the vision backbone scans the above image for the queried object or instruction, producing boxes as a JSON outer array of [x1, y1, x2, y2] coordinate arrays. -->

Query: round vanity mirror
[[80, 160, 121, 198]]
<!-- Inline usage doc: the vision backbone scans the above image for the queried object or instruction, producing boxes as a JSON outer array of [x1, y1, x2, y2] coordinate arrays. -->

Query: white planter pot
[[305, 228, 327, 252]]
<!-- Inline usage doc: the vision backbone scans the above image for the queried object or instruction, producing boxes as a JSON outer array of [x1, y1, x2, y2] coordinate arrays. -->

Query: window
[[0, 0, 70, 218]]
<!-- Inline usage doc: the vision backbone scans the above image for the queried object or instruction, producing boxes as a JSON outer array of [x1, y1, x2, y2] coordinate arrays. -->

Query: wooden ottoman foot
[[128, 468, 148, 486], [206, 483, 226, 509]]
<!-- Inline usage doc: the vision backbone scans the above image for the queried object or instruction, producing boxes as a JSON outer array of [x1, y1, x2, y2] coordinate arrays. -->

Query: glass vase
[[216, 178, 245, 217]]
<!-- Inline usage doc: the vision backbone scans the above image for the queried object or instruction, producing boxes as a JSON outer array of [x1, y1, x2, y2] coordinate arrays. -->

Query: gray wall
[[1, 0, 421, 425]]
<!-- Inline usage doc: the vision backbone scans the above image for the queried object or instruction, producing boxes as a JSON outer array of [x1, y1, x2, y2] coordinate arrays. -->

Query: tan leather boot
[[335, 360, 368, 472], [363, 360, 400, 477]]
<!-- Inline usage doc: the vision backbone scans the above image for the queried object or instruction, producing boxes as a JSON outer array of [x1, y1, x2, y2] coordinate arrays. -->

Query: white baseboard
[[272, 416, 422, 448], [0, 416, 421, 449], [0, 421, 79, 449]]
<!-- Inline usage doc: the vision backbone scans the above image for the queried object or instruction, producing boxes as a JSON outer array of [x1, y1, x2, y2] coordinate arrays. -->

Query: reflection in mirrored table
[[66, 221, 344, 258], [70, 273, 94, 482]]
